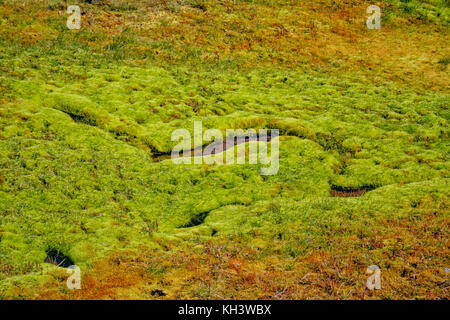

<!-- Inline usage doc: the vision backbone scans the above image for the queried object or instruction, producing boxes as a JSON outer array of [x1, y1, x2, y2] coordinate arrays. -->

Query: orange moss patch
[[34, 211, 449, 300], [1, 1, 448, 90]]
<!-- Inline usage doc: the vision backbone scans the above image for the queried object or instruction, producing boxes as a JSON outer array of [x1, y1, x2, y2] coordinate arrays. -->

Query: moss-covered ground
[[0, 0, 448, 299]]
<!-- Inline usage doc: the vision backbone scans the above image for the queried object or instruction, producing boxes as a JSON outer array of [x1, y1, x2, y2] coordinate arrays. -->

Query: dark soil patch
[[151, 289, 166, 297], [63, 111, 97, 127], [179, 211, 210, 228], [330, 185, 375, 197], [153, 131, 274, 162], [44, 249, 74, 268]]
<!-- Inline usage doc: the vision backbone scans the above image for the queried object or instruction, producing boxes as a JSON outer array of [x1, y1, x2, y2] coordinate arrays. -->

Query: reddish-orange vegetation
[[34, 211, 448, 300], [1, 0, 448, 300], [1, 1, 448, 90]]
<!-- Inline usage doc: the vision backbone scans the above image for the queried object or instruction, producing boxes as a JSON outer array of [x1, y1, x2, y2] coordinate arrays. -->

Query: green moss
[[0, 0, 448, 298]]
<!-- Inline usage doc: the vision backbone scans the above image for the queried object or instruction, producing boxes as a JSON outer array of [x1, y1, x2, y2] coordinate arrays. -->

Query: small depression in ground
[[44, 249, 74, 268], [330, 186, 375, 197], [153, 132, 274, 162]]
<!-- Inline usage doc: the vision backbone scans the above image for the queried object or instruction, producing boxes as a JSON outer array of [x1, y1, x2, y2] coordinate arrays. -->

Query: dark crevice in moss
[[61, 110, 98, 127], [330, 185, 376, 197], [153, 131, 274, 162], [179, 210, 210, 228], [179, 202, 248, 228], [44, 249, 74, 268], [151, 289, 166, 297]]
